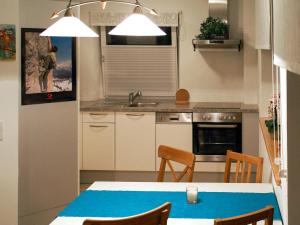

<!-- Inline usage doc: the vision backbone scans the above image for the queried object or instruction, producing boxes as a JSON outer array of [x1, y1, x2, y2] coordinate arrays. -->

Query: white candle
[[186, 186, 198, 204]]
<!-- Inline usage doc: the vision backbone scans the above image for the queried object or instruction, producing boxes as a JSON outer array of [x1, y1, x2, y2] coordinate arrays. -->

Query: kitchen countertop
[[80, 99, 258, 113]]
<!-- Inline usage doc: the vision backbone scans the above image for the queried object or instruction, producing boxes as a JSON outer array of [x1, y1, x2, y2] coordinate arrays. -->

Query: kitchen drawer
[[82, 112, 115, 123]]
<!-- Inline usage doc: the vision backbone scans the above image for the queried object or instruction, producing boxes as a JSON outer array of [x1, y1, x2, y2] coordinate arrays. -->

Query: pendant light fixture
[[40, 5, 99, 37], [109, 4, 166, 36], [41, 0, 165, 37]]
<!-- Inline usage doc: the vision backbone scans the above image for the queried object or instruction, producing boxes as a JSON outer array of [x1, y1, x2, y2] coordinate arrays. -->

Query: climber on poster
[[39, 37, 58, 92]]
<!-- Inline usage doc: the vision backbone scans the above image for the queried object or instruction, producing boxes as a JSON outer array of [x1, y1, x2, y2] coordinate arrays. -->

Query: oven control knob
[[232, 116, 236, 120], [219, 115, 224, 120], [207, 115, 211, 120], [202, 115, 207, 120], [227, 116, 232, 120]]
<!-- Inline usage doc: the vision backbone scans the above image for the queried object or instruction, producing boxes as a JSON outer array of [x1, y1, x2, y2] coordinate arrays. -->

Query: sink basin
[[127, 102, 159, 107]]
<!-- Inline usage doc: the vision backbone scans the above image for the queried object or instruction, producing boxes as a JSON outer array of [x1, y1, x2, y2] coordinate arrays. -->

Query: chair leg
[[157, 159, 166, 182]]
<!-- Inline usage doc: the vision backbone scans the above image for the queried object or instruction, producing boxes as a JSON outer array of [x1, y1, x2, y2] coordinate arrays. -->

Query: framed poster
[[21, 28, 76, 105]]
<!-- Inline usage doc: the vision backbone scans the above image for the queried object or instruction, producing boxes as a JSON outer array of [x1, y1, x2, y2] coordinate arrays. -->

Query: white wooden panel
[[273, 0, 300, 75], [116, 112, 155, 171], [255, 0, 271, 49], [242, 113, 259, 156], [82, 112, 115, 123], [82, 123, 115, 170], [155, 123, 192, 171], [79, 113, 83, 170]]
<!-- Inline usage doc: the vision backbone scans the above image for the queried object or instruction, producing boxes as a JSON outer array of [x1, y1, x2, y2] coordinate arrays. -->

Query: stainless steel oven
[[193, 112, 242, 162]]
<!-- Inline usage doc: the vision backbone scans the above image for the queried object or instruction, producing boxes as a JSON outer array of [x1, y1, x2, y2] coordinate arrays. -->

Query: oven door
[[193, 123, 242, 161]]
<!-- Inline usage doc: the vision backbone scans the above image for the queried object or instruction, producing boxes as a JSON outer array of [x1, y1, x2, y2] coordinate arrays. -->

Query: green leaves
[[265, 119, 278, 133], [196, 17, 229, 40]]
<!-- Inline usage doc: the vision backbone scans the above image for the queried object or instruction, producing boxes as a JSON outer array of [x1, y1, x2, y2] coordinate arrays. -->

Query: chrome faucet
[[129, 90, 142, 106]]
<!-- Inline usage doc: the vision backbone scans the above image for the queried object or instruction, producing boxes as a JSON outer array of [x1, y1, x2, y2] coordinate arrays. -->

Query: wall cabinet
[[273, 0, 300, 75], [82, 112, 115, 170], [115, 112, 156, 171]]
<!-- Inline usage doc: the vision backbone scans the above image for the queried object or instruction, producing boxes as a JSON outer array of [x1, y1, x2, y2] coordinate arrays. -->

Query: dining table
[[50, 182, 283, 225]]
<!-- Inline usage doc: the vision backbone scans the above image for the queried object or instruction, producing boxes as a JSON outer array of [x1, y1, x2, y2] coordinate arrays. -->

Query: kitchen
[[1, 0, 299, 225]]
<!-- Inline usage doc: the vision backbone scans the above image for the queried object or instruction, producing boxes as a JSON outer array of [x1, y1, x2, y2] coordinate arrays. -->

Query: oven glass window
[[193, 123, 242, 155]]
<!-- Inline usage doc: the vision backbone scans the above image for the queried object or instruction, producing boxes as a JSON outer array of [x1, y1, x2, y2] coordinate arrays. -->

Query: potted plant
[[196, 16, 229, 40], [265, 104, 279, 139]]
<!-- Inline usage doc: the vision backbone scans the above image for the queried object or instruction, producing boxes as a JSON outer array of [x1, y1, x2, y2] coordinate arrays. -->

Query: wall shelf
[[259, 118, 281, 186], [192, 39, 242, 52]]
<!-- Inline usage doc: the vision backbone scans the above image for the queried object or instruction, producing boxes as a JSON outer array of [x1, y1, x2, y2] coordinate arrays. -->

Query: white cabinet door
[[79, 113, 83, 170], [156, 123, 193, 171], [116, 112, 155, 171], [82, 123, 115, 170]]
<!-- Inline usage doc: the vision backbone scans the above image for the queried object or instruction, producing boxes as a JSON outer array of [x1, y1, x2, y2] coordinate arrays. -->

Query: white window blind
[[100, 27, 178, 97]]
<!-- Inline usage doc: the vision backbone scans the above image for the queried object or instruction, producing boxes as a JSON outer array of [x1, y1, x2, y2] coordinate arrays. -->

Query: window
[[106, 26, 172, 46], [100, 26, 178, 97]]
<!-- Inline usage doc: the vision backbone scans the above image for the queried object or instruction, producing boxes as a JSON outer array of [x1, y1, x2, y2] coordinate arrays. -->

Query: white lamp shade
[[108, 13, 166, 36], [40, 16, 99, 37]]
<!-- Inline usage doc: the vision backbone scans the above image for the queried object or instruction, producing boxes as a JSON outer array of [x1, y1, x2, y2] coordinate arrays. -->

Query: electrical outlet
[[0, 121, 3, 141]]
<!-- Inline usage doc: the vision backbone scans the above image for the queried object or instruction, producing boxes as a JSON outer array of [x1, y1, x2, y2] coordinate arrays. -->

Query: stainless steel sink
[[127, 102, 159, 107]]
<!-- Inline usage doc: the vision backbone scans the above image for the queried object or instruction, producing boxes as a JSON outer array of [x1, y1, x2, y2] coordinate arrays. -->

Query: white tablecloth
[[50, 182, 283, 225]]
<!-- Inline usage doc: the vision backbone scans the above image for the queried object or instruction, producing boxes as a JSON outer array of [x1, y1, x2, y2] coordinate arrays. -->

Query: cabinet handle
[[126, 113, 145, 117], [197, 124, 238, 128], [89, 125, 108, 128], [89, 113, 108, 116]]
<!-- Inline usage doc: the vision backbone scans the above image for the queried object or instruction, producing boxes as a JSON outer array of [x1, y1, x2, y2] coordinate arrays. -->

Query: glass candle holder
[[186, 186, 198, 204]]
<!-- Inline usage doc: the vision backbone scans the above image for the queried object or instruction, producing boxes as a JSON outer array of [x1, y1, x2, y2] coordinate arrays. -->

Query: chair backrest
[[83, 202, 171, 225], [157, 145, 196, 182], [214, 205, 274, 225], [224, 150, 264, 183]]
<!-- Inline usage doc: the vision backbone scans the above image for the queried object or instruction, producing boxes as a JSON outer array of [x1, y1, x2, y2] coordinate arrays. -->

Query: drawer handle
[[169, 117, 180, 121], [126, 113, 145, 117], [89, 113, 108, 116], [89, 125, 108, 128]]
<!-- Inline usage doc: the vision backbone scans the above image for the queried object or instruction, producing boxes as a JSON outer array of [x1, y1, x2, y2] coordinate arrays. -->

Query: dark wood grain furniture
[[214, 205, 274, 225], [157, 145, 195, 182], [224, 150, 264, 183], [83, 202, 171, 225]]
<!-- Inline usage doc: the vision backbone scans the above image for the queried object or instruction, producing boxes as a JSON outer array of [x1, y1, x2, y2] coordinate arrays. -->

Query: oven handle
[[197, 124, 238, 128]]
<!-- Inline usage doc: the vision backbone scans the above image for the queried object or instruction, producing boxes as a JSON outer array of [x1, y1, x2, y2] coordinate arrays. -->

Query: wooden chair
[[82, 202, 171, 225], [214, 205, 274, 225], [224, 150, 264, 183], [157, 145, 196, 182]]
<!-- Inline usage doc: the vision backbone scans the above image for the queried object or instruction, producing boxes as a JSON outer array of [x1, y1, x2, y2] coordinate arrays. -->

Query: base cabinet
[[156, 123, 193, 171], [115, 112, 155, 171], [82, 112, 115, 170]]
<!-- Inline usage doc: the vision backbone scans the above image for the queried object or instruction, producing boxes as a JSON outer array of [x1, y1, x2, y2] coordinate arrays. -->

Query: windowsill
[[259, 118, 281, 186]]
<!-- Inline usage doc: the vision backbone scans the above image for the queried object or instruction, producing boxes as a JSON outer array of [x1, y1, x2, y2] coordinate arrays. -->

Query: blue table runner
[[59, 190, 281, 220]]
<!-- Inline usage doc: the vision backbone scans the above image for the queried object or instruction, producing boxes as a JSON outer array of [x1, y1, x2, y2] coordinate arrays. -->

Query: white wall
[[242, 0, 259, 104], [0, 1, 19, 225], [19, 1, 79, 225], [257, 50, 273, 182], [79, 0, 258, 103]]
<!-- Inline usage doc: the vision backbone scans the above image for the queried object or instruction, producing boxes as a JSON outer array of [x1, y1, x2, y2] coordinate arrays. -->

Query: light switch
[[0, 121, 3, 141]]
